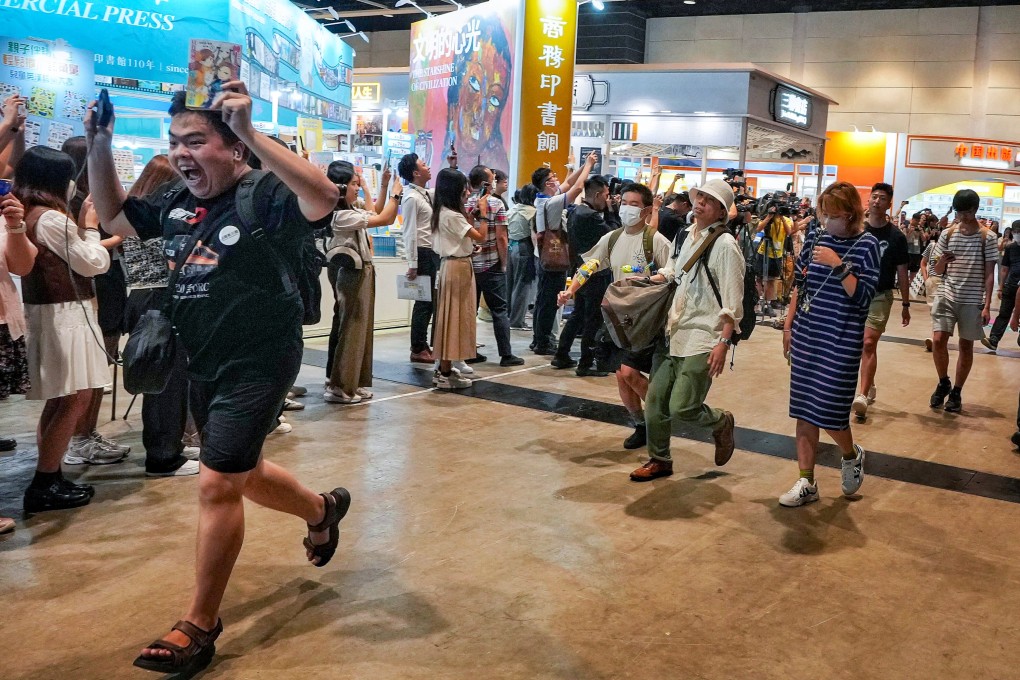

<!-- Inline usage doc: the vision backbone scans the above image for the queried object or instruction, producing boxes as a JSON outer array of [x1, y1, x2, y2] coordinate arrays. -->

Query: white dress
[[25, 210, 111, 401]]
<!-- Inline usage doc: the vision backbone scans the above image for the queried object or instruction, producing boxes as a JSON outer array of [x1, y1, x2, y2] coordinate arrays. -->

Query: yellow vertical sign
[[515, 0, 577, 188]]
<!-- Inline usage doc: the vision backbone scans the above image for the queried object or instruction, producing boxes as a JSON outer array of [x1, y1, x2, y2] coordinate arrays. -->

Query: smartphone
[[0, 179, 11, 196], [93, 88, 113, 130], [385, 149, 392, 168]]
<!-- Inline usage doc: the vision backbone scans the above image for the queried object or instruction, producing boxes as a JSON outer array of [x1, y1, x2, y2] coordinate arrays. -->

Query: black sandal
[[133, 618, 223, 673], [303, 487, 351, 568]]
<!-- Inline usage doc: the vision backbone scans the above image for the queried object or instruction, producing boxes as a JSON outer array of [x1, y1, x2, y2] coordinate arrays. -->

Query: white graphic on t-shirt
[[168, 208, 197, 222]]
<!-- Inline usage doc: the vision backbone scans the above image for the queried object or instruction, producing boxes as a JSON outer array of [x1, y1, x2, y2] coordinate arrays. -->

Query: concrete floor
[[2, 302, 1019, 680]]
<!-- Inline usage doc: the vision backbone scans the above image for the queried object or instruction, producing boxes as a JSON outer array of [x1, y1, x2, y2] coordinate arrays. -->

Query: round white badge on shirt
[[219, 226, 240, 246]]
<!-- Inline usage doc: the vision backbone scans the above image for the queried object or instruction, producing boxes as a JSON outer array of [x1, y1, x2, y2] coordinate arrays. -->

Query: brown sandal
[[303, 487, 351, 568], [132, 618, 223, 673]]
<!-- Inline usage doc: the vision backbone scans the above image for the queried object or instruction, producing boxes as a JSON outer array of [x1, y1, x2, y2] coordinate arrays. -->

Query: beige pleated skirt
[[433, 257, 477, 362]]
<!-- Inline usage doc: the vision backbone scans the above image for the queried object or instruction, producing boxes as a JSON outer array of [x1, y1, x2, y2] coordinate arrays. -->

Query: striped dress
[[789, 229, 881, 431]]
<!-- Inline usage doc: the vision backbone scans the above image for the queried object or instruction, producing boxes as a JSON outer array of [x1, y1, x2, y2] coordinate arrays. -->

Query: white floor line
[[350, 363, 548, 406], [472, 363, 550, 382]]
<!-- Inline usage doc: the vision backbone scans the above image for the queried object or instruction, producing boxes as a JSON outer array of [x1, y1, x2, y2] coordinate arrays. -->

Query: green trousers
[[645, 351, 725, 462]]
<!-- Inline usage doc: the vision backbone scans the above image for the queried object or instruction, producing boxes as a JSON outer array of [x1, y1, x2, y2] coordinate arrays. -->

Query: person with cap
[[928, 189, 999, 413], [982, 218, 1020, 353], [629, 179, 744, 482]]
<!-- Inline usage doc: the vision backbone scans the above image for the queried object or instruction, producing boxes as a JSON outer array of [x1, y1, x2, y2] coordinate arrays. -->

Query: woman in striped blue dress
[[780, 181, 881, 507]]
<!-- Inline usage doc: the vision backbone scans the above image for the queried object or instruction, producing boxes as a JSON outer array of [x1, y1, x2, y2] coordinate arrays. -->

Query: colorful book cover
[[186, 39, 241, 110]]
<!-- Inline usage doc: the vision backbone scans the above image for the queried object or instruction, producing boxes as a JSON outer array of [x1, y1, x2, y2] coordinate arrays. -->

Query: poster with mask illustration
[[408, 3, 517, 179], [0, 37, 93, 150]]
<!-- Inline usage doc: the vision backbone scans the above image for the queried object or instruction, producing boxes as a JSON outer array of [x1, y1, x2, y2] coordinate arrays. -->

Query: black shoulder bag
[[121, 216, 203, 395]]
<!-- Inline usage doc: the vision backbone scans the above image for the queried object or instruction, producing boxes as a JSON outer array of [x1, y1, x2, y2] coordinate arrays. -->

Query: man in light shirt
[[630, 179, 744, 481], [399, 153, 437, 364]]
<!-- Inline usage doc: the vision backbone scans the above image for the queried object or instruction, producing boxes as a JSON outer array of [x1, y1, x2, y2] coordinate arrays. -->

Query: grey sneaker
[[840, 445, 865, 496], [434, 370, 472, 390], [63, 439, 128, 465], [91, 432, 130, 455]]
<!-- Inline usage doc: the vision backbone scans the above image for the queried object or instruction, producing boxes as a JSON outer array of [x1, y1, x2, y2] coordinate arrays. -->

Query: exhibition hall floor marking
[[302, 349, 1020, 506]]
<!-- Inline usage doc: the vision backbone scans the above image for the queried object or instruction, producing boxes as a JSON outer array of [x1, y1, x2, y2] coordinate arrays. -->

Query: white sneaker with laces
[[271, 421, 293, 435], [63, 439, 128, 465], [282, 398, 305, 411], [452, 360, 474, 375], [323, 388, 362, 404], [92, 432, 131, 454], [434, 371, 472, 390], [146, 459, 200, 477], [852, 394, 869, 418], [841, 444, 865, 496], [779, 477, 819, 507], [866, 385, 877, 404]]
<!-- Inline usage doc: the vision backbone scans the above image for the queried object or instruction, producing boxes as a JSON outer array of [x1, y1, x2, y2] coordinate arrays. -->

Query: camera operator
[[755, 193, 794, 317], [657, 191, 691, 243]]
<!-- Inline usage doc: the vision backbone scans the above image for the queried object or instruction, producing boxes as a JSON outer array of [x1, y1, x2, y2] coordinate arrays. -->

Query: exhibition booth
[[570, 64, 837, 200]]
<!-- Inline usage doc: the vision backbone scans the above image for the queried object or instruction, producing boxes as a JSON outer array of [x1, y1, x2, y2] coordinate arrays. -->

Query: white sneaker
[[271, 421, 293, 435], [452, 360, 474, 375], [779, 477, 820, 507], [282, 398, 305, 411], [866, 385, 877, 404], [182, 446, 200, 461], [433, 370, 472, 390], [288, 385, 308, 398], [63, 439, 128, 465], [841, 444, 865, 496], [323, 388, 362, 404], [91, 432, 131, 455], [146, 459, 200, 477], [355, 387, 374, 400], [852, 394, 869, 418]]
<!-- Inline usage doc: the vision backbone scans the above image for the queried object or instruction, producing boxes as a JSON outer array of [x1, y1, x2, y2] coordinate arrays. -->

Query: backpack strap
[[606, 227, 624, 258], [233, 170, 297, 296], [158, 180, 189, 227], [682, 225, 726, 273], [642, 226, 655, 269]]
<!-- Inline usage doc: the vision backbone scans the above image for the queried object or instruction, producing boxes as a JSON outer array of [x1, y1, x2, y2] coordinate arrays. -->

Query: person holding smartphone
[[928, 189, 999, 413]]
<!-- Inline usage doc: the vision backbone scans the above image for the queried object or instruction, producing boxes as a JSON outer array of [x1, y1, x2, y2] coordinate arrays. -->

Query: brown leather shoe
[[713, 411, 736, 466], [629, 458, 673, 482]]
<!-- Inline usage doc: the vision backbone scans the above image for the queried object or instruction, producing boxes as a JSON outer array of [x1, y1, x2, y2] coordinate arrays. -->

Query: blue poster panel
[[0, 36, 94, 149]]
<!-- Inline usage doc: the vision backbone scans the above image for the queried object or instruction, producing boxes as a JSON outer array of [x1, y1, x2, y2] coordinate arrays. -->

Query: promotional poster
[[186, 39, 240, 109], [0, 37, 93, 150], [408, 1, 517, 178]]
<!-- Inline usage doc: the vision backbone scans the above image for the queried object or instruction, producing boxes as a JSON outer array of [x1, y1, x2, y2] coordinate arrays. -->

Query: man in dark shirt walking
[[852, 182, 911, 420], [551, 176, 613, 375], [982, 219, 1020, 352]]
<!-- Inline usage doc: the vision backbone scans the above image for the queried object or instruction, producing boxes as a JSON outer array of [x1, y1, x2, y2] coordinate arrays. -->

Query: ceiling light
[[359, 31, 370, 43], [684, 0, 695, 4], [592, 0, 605, 9], [327, 7, 340, 20]]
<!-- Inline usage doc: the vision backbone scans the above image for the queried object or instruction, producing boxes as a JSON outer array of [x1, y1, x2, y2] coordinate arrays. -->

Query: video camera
[[723, 168, 746, 187], [758, 191, 800, 218]]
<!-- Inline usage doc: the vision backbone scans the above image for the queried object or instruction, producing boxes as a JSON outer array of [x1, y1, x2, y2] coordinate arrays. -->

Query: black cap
[[1011, 219, 1020, 230], [952, 189, 980, 212]]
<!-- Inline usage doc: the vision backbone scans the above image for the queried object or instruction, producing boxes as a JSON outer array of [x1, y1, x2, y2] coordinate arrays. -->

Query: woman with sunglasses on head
[[322, 162, 402, 404], [14, 146, 112, 513], [780, 181, 881, 507]]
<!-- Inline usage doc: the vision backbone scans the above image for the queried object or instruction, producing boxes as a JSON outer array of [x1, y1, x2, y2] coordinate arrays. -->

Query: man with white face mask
[[629, 179, 744, 481], [558, 184, 671, 448]]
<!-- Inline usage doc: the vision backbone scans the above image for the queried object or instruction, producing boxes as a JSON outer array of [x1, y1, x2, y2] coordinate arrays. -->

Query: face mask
[[619, 205, 643, 227], [824, 215, 848, 232], [1013, 233, 1020, 245]]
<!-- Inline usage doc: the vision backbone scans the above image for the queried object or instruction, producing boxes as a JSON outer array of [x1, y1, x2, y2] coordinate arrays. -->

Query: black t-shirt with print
[[1001, 242, 1020, 288], [866, 222, 909, 292], [122, 172, 310, 382]]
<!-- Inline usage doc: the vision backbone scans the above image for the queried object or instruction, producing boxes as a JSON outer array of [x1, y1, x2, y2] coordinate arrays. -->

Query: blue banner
[[0, 36, 93, 149]]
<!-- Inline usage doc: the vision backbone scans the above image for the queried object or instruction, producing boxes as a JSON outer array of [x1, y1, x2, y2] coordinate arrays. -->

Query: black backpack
[[160, 170, 325, 326], [672, 227, 758, 345]]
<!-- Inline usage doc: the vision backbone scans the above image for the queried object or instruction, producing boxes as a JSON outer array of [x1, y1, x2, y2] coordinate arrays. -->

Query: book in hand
[[396, 275, 432, 302], [186, 39, 242, 110]]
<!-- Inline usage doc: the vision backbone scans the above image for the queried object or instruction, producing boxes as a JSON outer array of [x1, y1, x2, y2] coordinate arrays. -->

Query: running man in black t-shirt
[[87, 83, 350, 674], [852, 183, 911, 420]]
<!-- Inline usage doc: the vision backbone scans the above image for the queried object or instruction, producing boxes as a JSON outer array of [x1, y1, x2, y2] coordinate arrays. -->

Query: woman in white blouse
[[430, 168, 490, 390], [14, 146, 111, 514], [323, 164, 402, 404]]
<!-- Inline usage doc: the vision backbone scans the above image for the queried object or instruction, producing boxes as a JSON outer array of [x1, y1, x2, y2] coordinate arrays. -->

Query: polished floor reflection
[[2, 309, 1019, 679]]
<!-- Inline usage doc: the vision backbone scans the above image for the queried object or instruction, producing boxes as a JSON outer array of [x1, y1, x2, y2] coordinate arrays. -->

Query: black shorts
[[189, 350, 301, 474], [754, 257, 782, 279], [608, 345, 655, 374]]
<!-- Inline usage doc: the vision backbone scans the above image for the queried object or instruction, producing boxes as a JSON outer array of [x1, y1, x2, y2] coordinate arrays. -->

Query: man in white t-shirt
[[559, 184, 671, 449], [928, 189, 998, 413]]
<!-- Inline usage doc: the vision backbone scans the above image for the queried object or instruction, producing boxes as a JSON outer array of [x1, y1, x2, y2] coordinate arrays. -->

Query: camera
[[758, 191, 800, 218], [723, 168, 746, 186], [735, 196, 759, 214], [608, 176, 623, 196]]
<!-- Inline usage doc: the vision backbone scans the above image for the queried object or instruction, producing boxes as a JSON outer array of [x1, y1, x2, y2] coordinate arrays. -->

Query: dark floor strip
[[303, 348, 1020, 506]]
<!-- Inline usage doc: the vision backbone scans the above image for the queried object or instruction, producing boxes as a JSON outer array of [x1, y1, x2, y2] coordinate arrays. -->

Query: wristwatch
[[5, 221, 26, 234], [718, 337, 734, 347]]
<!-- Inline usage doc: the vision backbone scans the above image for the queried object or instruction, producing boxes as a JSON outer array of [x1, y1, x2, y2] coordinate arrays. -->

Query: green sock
[[799, 469, 814, 483], [842, 447, 857, 460]]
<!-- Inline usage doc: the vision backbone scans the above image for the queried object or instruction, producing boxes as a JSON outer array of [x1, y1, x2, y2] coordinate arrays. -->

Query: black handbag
[[121, 229, 200, 395]]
